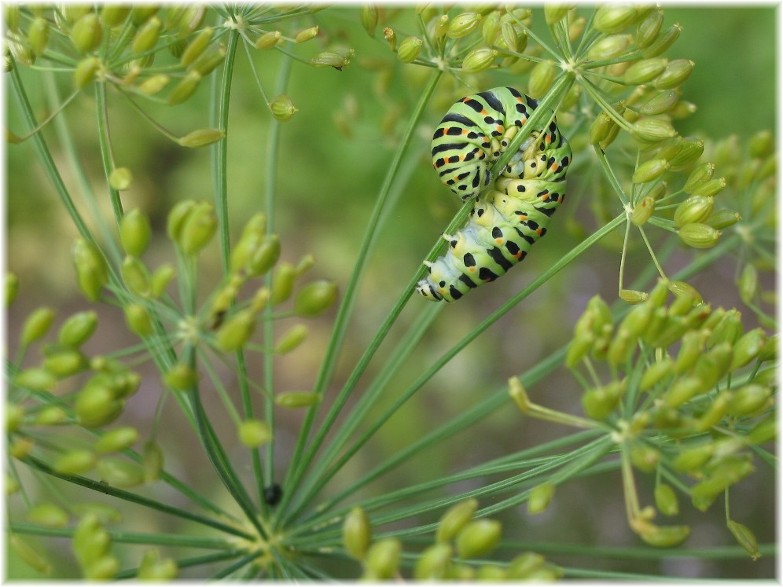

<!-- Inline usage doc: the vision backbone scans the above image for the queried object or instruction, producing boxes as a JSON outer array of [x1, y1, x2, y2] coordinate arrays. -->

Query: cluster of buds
[[342, 502, 561, 580], [556, 281, 774, 551]]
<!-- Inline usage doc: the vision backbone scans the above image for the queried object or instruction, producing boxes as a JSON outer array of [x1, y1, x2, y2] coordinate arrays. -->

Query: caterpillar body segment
[[417, 86, 571, 303]]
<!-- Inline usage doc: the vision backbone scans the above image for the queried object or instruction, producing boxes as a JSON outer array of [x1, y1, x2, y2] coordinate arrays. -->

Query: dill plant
[[5, 4, 776, 580]]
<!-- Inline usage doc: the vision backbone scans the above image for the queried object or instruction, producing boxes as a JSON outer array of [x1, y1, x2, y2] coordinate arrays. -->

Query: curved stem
[[94, 81, 124, 223]]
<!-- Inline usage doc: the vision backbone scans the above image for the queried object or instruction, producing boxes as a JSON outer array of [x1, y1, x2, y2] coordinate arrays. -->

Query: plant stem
[[94, 81, 124, 223]]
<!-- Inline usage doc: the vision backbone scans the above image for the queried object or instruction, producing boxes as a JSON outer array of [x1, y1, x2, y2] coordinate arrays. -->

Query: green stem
[[94, 81, 124, 223], [279, 68, 444, 512], [115, 550, 246, 579]]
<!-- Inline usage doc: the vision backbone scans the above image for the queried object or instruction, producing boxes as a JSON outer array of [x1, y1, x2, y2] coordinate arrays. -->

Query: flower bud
[[117, 210, 151, 258], [624, 58, 667, 85], [639, 89, 679, 116], [437, 498, 478, 543], [696, 177, 727, 197], [730, 328, 766, 370], [635, 10, 663, 48], [527, 482, 555, 514], [27, 502, 70, 528], [662, 375, 705, 408], [237, 418, 272, 448], [654, 59, 695, 90], [587, 34, 632, 61], [43, 348, 88, 378], [274, 324, 308, 354], [633, 159, 670, 185], [629, 443, 659, 472], [72, 238, 108, 302], [683, 161, 714, 193], [727, 520, 760, 561], [748, 129, 773, 159], [666, 138, 705, 171], [150, 264, 175, 298], [28, 17, 50, 56], [500, 21, 527, 53], [167, 70, 202, 105], [215, 309, 256, 352], [189, 45, 226, 76], [363, 538, 401, 580], [270, 263, 297, 304], [275, 391, 320, 408], [414, 543, 452, 580], [255, 30, 282, 49], [124, 303, 153, 337], [748, 416, 775, 445], [507, 552, 552, 579], [674, 195, 714, 228], [14, 368, 57, 392], [54, 450, 96, 475], [10, 437, 34, 459], [295, 26, 319, 43], [481, 11, 501, 45], [641, 23, 682, 58], [177, 128, 225, 148], [397, 36, 422, 63], [311, 50, 351, 69], [6, 273, 19, 307], [461, 47, 497, 73], [101, 5, 129, 27], [20, 306, 55, 347], [71, 13, 102, 53], [359, 5, 379, 37], [594, 6, 638, 34], [142, 440, 163, 483], [343, 506, 372, 559], [137, 549, 179, 580], [131, 16, 162, 54], [75, 383, 124, 429], [528, 60, 557, 98], [654, 483, 679, 516], [673, 442, 713, 472], [590, 111, 620, 149], [163, 362, 197, 391], [705, 210, 740, 230], [637, 523, 691, 547], [269, 95, 297, 121], [74, 56, 102, 89], [447, 12, 481, 38], [632, 118, 676, 142], [134, 74, 167, 97], [456, 519, 502, 559], [121, 256, 151, 296], [727, 384, 772, 416], [639, 357, 673, 391], [97, 457, 145, 488], [95, 427, 139, 453], [694, 390, 730, 432], [565, 333, 593, 368], [294, 280, 338, 316], [178, 202, 216, 255], [544, 5, 570, 25], [678, 223, 720, 249], [180, 27, 213, 66], [690, 456, 754, 507], [130, 6, 159, 25]]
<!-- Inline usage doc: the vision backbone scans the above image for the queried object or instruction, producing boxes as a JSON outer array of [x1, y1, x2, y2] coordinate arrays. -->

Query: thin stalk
[[115, 550, 246, 579], [279, 69, 444, 511], [94, 81, 124, 223], [211, 552, 260, 579], [20, 455, 254, 540]]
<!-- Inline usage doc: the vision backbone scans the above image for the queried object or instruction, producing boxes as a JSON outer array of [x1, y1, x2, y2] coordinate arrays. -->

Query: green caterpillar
[[417, 86, 571, 302]]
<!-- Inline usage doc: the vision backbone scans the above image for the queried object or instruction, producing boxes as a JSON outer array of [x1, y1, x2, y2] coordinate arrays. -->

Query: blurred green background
[[6, 6, 776, 579]]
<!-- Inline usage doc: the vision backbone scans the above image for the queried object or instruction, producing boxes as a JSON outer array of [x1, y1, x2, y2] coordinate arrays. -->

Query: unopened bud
[[727, 520, 761, 561], [705, 209, 740, 230], [653, 59, 695, 90], [150, 264, 175, 298], [270, 263, 297, 304], [27, 502, 70, 528], [641, 23, 682, 58], [97, 457, 145, 488], [629, 442, 659, 472], [637, 523, 690, 547], [594, 6, 638, 34], [456, 519, 502, 559], [132, 16, 162, 54], [274, 391, 320, 408], [678, 223, 720, 249], [482, 11, 501, 45], [137, 549, 178, 580], [178, 202, 216, 255], [28, 17, 49, 56], [71, 13, 102, 53], [343, 506, 372, 559], [636, 10, 663, 49], [43, 349, 88, 378], [528, 61, 557, 98], [748, 129, 774, 159], [695, 177, 727, 197], [527, 482, 555, 514], [180, 27, 213, 66], [215, 309, 255, 351], [397, 36, 422, 63], [414, 543, 452, 580], [363, 539, 401, 580], [544, 5, 571, 25], [587, 34, 632, 61], [633, 118, 676, 142], [55, 449, 96, 474], [590, 111, 620, 149], [674, 195, 714, 227], [101, 5, 130, 27], [163, 362, 197, 391], [619, 289, 649, 304], [654, 483, 679, 516], [639, 89, 680, 116], [269, 94, 298, 121], [624, 58, 667, 85], [633, 159, 669, 184], [294, 280, 338, 316], [167, 70, 202, 105], [639, 358, 674, 391], [255, 30, 282, 49], [21, 307, 55, 347], [447, 12, 481, 39], [311, 50, 351, 69], [74, 56, 101, 89], [360, 5, 378, 37], [274, 324, 308, 354], [95, 427, 139, 453], [437, 498, 478, 543], [295, 26, 319, 43], [119, 209, 151, 256], [673, 442, 713, 472], [73, 238, 108, 301], [461, 47, 497, 73], [727, 384, 772, 416], [683, 162, 714, 193], [14, 368, 57, 392]]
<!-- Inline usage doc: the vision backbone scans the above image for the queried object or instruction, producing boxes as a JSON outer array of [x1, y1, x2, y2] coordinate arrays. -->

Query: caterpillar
[[416, 86, 571, 303]]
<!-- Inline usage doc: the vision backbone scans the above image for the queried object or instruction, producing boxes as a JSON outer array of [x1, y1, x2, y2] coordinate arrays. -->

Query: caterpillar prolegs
[[416, 86, 571, 303]]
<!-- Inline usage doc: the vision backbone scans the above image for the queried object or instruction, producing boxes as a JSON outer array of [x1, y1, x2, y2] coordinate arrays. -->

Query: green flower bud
[[629, 442, 659, 472], [508, 553, 555, 579], [167, 200, 196, 242], [678, 223, 720, 249], [6, 403, 23, 433], [706, 310, 742, 348], [190, 45, 226, 76], [95, 427, 139, 453], [748, 415, 775, 445], [269, 95, 298, 122], [294, 280, 338, 316], [696, 177, 727, 197], [673, 442, 713, 472], [683, 162, 714, 193], [633, 159, 669, 185], [671, 100, 697, 120], [75, 383, 124, 429], [150, 264, 176, 298], [735, 264, 758, 306], [662, 375, 706, 408], [582, 380, 625, 420], [461, 47, 498, 73], [131, 16, 161, 54], [397, 36, 423, 63], [10, 437, 35, 459], [528, 60, 557, 98], [360, 5, 378, 37], [414, 543, 452, 580], [179, 202, 217, 255], [363, 538, 401, 580], [169, 6, 205, 35], [748, 129, 773, 159], [527, 482, 555, 514], [481, 11, 501, 45], [436, 498, 479, 543], [343, 506, 372, 559], [730, 328, 766, 370], [274, 324, 308, 354], [727, 384, 772, 416], [238, 419, 272, 448], [71, 13, 102, 53], [255, 30, 282, 49], [121, 256, 151, 296], [639, 357, 674, 391], [311, 50, 351, 69], [590, 111, 620, 149], [727, 520, 761, 561], [124, 303, 153, 337], [137, 549, 179, 580], [691, 456, 754, 507], [635, 10, 663, 48], [163, 362, 197, 391], [10, 535, 52, 575], [447, 12, 481, 38], [295, 25, 319, 43], [167, 70, 202, 105], [587, 34, 632, 61], [641, 23, 682, 58], [456, 519, 502, 559], [177, 128, 225, 148], [180, 27, 213, 66], [71, 503, 122, 524], [606, 327, 631, 365], [142, 440, 163, 483], [268, 263, 296, 305], [34, 406, 66, 426], [14, 368, 57, 392], [6, 273, 19, 307], [43, 348, 88, 378], [639, 89, 680, 116], [97, 457, 145, 488], [654, 483, 679, 516], [246, 234, 281, 277], [117, 209, 151, 257], [653, 59, 695, 90], [73, 238, 108, 301], [544, 5, 571, 25], [134, 73, 168, 95], [130, 6, 159, 25], [666, 137, 705, 170], [101, 5, 130, 27], [594, 6, 639, 34], [73, 56, 102, 89], [27, 502, 70, 528], [632, 118, 677, 142], [637, 523, 691, 547], [215, 309, 256, 352], [275, 391, 320, 408], [4, 6, 21, 32], [28, 17, 50, 56], [705, 210, 740, 230], [54, 450, 96, 475], [623, 58, 667, 85], [21, 306, 55, 347], [674, 195, 714, 228], [565, 333, 593, 368]]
